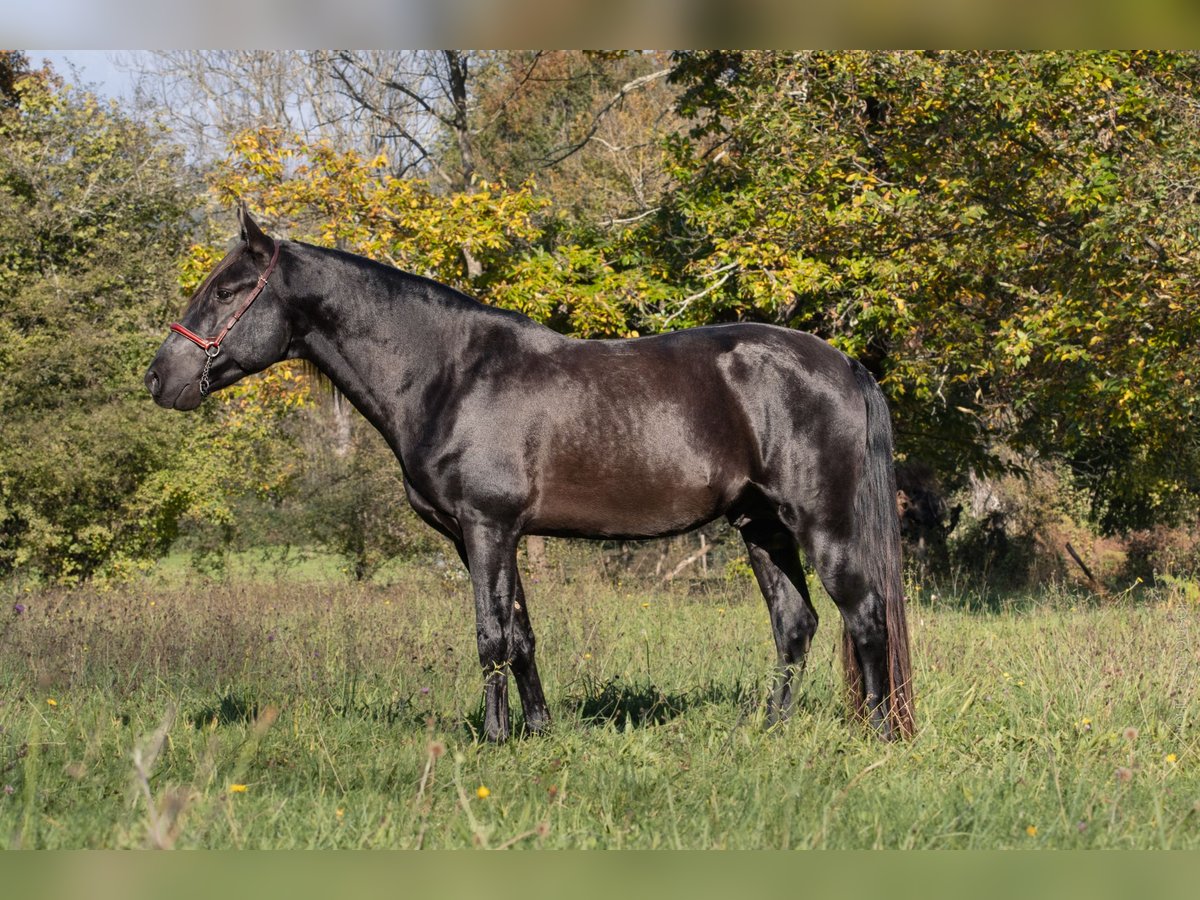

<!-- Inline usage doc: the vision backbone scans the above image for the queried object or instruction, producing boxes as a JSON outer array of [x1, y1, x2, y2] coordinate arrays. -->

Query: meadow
[[1, 552, 1197, 849]]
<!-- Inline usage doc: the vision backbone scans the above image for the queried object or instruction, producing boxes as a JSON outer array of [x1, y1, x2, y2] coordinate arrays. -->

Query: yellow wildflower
[[1166, 754, 1178, 764], [476, 785, 491, 799], [229, 783, 248, 793], [46, 698, 57, 707], [1026, 825, 1038, 837]]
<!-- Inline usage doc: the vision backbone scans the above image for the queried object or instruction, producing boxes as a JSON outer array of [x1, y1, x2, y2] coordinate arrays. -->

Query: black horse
[[146, 207, 915, 741]]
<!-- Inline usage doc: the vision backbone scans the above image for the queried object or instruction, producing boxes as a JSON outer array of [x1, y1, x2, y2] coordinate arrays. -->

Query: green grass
[[144, 545, 350, 586], [1, 561, 1197, 848]]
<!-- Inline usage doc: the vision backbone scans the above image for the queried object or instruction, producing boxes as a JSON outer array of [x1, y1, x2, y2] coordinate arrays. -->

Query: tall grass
[[1, 562, 1197, 848]]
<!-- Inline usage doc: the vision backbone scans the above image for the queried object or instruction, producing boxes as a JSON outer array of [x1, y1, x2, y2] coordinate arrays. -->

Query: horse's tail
[[842, 360, 916, 739]]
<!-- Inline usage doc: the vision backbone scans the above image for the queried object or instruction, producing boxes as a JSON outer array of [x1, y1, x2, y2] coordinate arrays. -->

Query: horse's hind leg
[[839, 590, 891, 737], [740, 520, 818, 725], [806, 530, 891, 737]]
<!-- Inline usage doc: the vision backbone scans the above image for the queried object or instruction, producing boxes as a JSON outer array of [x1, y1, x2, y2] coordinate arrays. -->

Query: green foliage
[[0, 72, 311, 584], [661, 51, 1200, 528], [134, 366, 312, 575], [208, 127, 677, 340], [0, 72, 196, 582]]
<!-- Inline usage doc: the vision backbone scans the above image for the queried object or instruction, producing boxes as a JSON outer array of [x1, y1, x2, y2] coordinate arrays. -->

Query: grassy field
[[1, 555, 1197, 849]]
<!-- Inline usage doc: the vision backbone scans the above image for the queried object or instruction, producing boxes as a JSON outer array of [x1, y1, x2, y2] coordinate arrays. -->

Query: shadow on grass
[[191, 684, 435, 732], [191, 692, 258, 729], [455, 677, 758, 742], [337, 694, 431, 729], [569, 676, 757, 730]]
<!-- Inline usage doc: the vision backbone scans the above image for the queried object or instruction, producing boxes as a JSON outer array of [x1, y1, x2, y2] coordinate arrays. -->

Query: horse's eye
[[215, 288, 233, 301]]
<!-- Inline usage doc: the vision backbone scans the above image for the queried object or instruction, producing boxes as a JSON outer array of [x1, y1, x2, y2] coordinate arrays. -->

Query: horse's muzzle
[[144, 365, 202, 410]]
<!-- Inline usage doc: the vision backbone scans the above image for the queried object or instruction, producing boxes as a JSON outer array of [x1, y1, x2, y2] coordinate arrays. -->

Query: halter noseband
[[168, 241, 281, 396]]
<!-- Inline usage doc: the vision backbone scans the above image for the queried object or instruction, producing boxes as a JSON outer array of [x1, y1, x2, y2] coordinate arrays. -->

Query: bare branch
[[661, 263, 737, 327], [537, 68, 671, 168]]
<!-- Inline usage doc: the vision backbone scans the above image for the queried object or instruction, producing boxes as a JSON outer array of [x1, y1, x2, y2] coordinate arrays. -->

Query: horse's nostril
[[146, 369, 161, 397]]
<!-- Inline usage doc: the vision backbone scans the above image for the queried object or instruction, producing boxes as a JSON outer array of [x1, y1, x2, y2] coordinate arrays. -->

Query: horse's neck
[[292, 248, 476, 450]]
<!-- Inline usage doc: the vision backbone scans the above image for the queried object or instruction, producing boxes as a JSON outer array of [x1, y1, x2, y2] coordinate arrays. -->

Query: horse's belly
[[530, 470, 732, 539]]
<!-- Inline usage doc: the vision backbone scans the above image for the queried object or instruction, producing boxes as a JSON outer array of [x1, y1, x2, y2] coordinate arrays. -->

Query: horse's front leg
[[510, 569, 550, 733], [462, 522, 549, 741], [462, 522, 516, 741]]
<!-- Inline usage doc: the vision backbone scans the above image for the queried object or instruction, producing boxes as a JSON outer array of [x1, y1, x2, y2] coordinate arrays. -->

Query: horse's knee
[[780, 607, 817, 648], [475, 622, 507, 669]]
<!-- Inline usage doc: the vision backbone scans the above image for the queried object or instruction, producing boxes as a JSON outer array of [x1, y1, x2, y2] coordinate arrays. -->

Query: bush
[[1122, 527, 1200, 585], [945, 462, 1111, 591], [297, 394, 439, 580], [0, 69, 196, 582]]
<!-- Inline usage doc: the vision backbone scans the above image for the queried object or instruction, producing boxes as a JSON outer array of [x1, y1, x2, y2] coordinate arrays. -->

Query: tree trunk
[[444, 50, 483, 281], [525, 535, 548, 580]]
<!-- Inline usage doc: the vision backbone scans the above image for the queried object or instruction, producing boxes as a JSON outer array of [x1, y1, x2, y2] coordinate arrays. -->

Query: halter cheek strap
[[169, 241, 281, 395]]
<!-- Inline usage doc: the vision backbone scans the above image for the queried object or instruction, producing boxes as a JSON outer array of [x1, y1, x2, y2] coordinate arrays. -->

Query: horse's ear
[[237, 202, 275, 258]]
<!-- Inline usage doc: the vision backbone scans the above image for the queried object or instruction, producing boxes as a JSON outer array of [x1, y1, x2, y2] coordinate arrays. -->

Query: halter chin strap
[[168, 241, 281, 395]]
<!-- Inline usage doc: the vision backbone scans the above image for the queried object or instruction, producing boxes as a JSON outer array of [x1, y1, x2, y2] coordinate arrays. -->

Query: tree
[[468, 51, 679, 228], [130, 51, 494, 187], [296, 406, 439, 581], [0, 66, 316, 583], [1, 51, 32, 106], [128, 51, 383, 169], [660, 51, 1200, 529], [0, 69, 196, 580], [207, 126, 673, 339], [315, 50, 487, 190]]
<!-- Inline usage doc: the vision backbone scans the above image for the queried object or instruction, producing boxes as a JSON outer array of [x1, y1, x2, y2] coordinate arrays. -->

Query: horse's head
[[145, 206, 292, 410]]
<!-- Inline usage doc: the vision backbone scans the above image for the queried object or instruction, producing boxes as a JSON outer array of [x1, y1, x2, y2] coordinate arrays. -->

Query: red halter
[[168, 242, 281, 395]]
